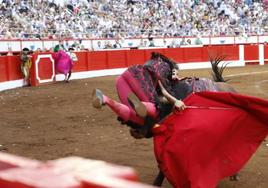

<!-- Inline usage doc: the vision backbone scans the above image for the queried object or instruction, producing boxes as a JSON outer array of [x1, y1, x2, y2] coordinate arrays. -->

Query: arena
[[0, 64, 268, 187]]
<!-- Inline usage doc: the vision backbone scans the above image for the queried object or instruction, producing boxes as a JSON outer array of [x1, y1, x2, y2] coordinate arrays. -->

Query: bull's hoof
[[229, 174, 240, 181]]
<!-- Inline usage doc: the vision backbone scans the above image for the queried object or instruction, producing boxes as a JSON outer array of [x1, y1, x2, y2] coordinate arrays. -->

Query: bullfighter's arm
[[158, 80, 186, 111]]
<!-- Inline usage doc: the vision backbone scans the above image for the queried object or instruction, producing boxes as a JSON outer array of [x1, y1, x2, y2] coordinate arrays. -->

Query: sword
[[186, 105, 232, 110]]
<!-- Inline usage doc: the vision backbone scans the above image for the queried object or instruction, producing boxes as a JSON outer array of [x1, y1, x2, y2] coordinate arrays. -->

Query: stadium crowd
[[0, 0, 267, 40]]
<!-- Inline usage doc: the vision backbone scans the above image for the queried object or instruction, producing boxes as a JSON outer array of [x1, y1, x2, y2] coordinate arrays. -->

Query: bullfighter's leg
[[92, 88, 144, 125], [66, 71, 72, 82], [127, 92, 158, 119], [116, 74, 158, 119]]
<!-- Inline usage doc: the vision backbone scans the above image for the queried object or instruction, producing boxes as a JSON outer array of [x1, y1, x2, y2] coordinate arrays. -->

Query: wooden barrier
[[0, 44, 265, 89], [263, 44, 268, 64]]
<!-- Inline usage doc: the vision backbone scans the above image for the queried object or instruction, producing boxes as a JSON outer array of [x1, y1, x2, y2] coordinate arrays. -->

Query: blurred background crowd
[[0, 0, 268, 40]]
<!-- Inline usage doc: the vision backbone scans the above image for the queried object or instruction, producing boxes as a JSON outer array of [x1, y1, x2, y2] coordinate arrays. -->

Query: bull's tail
[[209, 53, 229, 82]]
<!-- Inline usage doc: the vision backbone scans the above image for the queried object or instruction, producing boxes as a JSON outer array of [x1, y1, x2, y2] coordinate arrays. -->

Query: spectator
[[7, 46, 13, 56], [113, 40, 122, 49], [180, 38, 187, 46], [170, 39, 179, 48], [194, 36, 203, 45], [35, 48, 42, 53], [162, 39, 169, 48], [67, 47, 78, 62], [94, 41, 104, 50], [0, 0, 267, 39], [54, 40, 67, 52], [186, 39, 192, 45], [139, 39, 148, 48], [148, 40, 155, 47], [104, 41, 113, 49]]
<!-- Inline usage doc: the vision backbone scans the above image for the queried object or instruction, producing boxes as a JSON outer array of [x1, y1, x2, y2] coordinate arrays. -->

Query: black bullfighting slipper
[[92, 88, 104, 109], [127, 93, 147, 118]]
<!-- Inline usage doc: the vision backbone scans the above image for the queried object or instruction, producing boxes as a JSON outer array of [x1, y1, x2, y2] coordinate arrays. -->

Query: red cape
[[153, 91, 268, 188]]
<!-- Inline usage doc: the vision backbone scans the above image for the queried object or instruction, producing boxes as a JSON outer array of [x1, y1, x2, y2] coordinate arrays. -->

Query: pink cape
[[53, 50, 73, 75], [153, 91, 268, 188]]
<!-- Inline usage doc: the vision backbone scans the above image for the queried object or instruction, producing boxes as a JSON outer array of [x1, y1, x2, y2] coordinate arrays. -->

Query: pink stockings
[[102, 72, 158, 125]]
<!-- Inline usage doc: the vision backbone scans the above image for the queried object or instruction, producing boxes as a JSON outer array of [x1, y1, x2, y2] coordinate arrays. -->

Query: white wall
[[2, 35, 268, 53]]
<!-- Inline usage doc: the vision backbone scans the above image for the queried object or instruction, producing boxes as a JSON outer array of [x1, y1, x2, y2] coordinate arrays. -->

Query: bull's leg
[[229, 173, 240, 181], [153, 170, 165, 186]]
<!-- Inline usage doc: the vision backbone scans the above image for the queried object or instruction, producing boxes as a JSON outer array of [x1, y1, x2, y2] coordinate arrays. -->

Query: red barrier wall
[[74, 45, 240, 72], [0, 45, 259, 87], [0, 55, 22, 82], [264, 44, 268, 64], [244, 44, 259, 65]]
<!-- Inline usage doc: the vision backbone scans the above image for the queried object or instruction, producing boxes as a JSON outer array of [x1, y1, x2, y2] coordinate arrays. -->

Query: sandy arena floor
[[0, 65, 268, 187]]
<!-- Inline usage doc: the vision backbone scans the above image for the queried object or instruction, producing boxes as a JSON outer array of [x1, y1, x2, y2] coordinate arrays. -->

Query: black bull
[[119, 54, 238, 186]]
